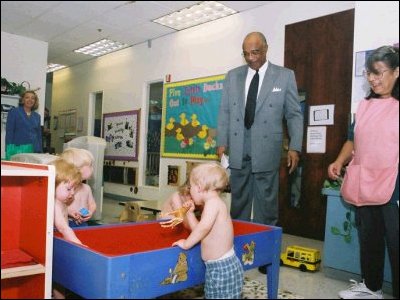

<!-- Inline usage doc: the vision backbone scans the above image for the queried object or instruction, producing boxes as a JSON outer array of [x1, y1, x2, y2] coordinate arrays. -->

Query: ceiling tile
[[1, 1, 272, 68], [219, 1, 272, 11], [1, 1, 61, 18], [152, 1, 201, 12], [13, 19, 72, 41], [113, 22, 176, 45], [1, 10, 30, 32], [51, 51, 95, 66]]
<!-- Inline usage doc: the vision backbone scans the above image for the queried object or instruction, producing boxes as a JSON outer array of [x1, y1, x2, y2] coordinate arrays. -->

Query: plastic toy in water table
[[79, 208, 89, 217], [280, 245, 321, 272]]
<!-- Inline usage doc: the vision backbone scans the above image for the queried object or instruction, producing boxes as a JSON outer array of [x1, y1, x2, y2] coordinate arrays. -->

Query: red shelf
[[1, 249, 38, 275], [1, 161, 55, 298]]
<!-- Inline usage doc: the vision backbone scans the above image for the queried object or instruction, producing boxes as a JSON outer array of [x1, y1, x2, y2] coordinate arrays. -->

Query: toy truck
[[280, 245, 321, 272]]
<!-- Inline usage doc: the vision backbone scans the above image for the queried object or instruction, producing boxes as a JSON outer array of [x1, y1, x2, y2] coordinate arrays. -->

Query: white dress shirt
[[245, 60, 269, 105]]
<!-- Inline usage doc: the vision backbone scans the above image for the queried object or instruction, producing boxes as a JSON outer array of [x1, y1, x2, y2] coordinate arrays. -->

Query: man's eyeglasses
[[362, 69, 390, 80], [242, 49, 262, 58]]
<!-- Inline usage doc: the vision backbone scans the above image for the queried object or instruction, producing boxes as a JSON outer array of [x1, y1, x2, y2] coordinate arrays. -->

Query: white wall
[[50, 1, 356, 201], [351, 1, 399, 113], [1, 31, 48, 121]]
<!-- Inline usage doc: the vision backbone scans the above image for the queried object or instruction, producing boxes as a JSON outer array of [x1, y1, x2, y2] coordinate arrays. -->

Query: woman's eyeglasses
[[362, 69, 390, 80]]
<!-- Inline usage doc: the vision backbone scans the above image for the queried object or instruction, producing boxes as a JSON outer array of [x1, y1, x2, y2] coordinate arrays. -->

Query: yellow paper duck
[[191, 114, 200, 127], [166, 117, 175, 130], [197, 124, 208, 139], [175, 128, 184, 141], [179, 113, 189, 126]]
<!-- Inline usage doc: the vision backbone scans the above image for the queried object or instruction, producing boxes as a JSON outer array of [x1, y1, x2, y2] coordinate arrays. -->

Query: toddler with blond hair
[[51, 158, 83, 245], [172, 162, 243, 298], [52, 158, 85, 299], [60, 148, 96, 227]]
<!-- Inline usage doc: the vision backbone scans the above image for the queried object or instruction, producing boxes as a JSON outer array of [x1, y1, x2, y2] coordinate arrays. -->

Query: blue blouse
[[6, 106, 43, 153]]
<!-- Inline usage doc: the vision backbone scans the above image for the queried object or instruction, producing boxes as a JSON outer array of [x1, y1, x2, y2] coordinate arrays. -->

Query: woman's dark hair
[[365, 45, 399, 100]]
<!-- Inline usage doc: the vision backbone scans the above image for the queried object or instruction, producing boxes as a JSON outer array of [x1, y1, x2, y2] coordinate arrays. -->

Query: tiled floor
[[98, 197, 394, 299]]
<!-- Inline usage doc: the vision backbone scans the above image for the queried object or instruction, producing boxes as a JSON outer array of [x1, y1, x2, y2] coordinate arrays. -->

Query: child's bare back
[[199, 195, 233, 261]]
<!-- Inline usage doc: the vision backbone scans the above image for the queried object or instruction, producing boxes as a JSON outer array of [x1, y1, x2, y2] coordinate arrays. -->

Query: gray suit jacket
[[217, 62, 303, 172]]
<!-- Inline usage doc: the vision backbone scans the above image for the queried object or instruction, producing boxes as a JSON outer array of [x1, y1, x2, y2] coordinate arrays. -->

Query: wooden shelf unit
[[1, 161, 55, 299], [2, 263, 46, 280]]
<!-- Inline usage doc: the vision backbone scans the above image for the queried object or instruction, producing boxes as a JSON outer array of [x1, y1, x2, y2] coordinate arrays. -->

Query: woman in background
[[5, 90, 42, 160]]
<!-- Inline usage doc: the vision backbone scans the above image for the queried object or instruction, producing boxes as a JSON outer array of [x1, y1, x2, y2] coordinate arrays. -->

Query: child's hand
[[72, 208, 92, 223], [182, 199, 195, 213], [73, 241, 89, 248], [172, 239, 188, 249], [69, 211, 83, 224], [80, 210, 92, 222]]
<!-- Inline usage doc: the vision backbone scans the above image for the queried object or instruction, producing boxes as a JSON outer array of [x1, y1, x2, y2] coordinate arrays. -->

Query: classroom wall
[[50, 1, 356, 201], [351, 1, 399, 113], [1, 31, 48, 122]]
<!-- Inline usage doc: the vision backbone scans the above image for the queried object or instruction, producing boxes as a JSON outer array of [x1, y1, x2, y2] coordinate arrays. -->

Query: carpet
[[158, 276, 304, 299]]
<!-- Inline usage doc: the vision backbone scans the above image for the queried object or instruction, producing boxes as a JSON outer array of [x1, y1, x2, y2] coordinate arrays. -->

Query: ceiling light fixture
[[153, 1, 237, 31], [74, 39, 128, 57], [47, 63, 66, 73]]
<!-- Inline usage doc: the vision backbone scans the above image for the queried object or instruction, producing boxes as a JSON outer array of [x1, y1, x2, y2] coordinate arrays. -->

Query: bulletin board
[[161, 74, 225, 159], [102, 110, 140, 161]]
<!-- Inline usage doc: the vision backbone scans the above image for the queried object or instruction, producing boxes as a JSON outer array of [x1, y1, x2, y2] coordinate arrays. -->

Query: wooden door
[[278, 9, 354, 240]]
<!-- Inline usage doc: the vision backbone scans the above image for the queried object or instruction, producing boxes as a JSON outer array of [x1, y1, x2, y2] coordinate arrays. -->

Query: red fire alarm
[[165, 74, 171, 83]]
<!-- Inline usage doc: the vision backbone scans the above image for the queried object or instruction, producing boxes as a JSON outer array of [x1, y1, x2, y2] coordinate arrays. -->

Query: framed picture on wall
[[103, 110, 140, 161], [167, 165, 180, 186]]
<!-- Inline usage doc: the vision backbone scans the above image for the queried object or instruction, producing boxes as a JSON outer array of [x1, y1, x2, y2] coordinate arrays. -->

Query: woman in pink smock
[[328, 46, 398, 299]]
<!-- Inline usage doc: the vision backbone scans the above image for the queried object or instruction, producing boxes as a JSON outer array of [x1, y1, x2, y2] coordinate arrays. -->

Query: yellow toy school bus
[[280, 245, 321, 272]]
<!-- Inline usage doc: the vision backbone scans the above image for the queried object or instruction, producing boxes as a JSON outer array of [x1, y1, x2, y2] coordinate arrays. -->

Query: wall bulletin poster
[[306, 126, 326, 153], [103, 110, 140, 161], [57, 109, 77, 135], [161, 74, 225, 159]]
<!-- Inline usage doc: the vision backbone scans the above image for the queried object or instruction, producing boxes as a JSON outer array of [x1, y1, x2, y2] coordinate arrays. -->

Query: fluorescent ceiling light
[[74, 39, 128, 57], [47, 63, 66, 73], [153, 1, 237, 31]]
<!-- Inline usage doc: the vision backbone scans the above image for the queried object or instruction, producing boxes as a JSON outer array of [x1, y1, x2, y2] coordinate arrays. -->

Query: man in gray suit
[[217, 32, 303, 271]]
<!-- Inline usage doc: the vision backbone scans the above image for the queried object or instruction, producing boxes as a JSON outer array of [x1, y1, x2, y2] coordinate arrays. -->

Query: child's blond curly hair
[[178, 183, 190, 196], [60, 148, 94, 169], [51, 158, 82, 187], [189, 162, 228, 193]]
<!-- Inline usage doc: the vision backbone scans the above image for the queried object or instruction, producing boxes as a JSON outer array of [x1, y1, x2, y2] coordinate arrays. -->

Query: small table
[[53, 220, 282, 299]]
